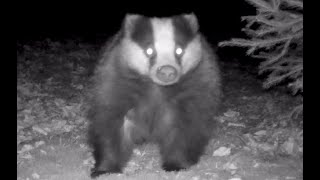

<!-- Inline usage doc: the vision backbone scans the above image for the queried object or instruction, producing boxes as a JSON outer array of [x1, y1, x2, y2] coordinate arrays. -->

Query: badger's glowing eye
[[146, 48, 154, 56], [175, 47, 183, 56]]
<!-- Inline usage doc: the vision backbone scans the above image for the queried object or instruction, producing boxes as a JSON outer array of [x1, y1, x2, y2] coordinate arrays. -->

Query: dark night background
[[16, 2, 255, 50]]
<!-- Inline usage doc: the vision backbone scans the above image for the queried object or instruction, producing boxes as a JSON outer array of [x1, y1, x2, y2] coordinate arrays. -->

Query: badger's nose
[[156, 65, 178, 83]]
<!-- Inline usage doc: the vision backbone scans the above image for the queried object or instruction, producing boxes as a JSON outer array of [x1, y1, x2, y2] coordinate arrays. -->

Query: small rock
[[228, 163, 238, 170], [230, 170, 237, 175], [53, 120, 67, 130], [32, 173, 40, 179], [35, 141, 45, 148], [229, 178, 242, 180], [40, 150, 47, 155], [227, 123, 245, 128], [63, 125, 74, 132], [285, 177, 296, 179], [192, 176, 200, 180], [83, 157, 94, 166], [224, 110, 240, 118], [18, 144, 34, 154], [133, 149, 142, 156], [259, 143, 275, 152], [241, 96, 249, 100], [79, 144, 87, 149], [217, 116, 228, 123], [253, 162, 260, 168], [254, 130, 267, 136], [298, 147, 303, 153], [75, 84, 84, 90], [76, 117, 85, 124], [21, 153, 32, 159], [44, 127, 51, 133], [223, 162, 238, 171], [32, 126, 48, 136], [213, 147, 231, 157], [281, 137, 296, 155]]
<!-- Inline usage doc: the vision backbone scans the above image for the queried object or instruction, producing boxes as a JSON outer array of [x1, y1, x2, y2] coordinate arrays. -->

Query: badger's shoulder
[[98, 32, 123, 64]]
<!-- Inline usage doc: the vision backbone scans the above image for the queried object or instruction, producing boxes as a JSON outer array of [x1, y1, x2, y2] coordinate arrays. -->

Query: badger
[[87, 13, 221, 178]]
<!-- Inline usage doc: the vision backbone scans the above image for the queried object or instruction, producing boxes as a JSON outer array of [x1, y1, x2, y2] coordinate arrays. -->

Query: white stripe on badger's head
[[120, 13, 203, 86], [149, 18, 182, 85], [151, 18, 175, 65]]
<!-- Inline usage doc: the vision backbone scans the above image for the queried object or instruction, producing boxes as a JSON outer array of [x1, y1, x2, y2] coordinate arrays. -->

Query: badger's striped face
[[120, 13, 202, 86]]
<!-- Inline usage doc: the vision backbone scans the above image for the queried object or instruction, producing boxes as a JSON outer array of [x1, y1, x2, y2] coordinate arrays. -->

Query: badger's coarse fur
[[87, 13, 221, 178]]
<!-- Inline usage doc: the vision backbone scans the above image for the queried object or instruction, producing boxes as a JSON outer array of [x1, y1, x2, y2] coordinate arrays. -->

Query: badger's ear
[[182, 13, 199, 33], [122, 14, 142, 35]]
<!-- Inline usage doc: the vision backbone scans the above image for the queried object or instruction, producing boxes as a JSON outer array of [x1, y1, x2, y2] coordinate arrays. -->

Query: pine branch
[[271, 0, 281, 10], [242, 7, 303, 30], [259, 57, 291, 74], [259, 65, 284, 73], [218, 38, 255, 47], [291, 19, 303, 33], [244, 0, 273, 11], [220, 33, 299, 52], [288, 77, 303, 95], [260, 38, 291, 67], [263, 63, 302, 88], [219, 0, 303, 95], [253, 27, 278, 37], [289, 103, 303, 119], [256, 15, 286, 27], [247, 46, 258, 55], [260, 57, 296, 71], [242, 16, 257, 29], [252, 54, 270, 59], [282, 0, 303, 9]]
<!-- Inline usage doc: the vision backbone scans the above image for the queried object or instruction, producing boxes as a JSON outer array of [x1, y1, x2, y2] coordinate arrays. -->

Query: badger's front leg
[[87, 95, 135, 178], [156, 98, 214, 172]]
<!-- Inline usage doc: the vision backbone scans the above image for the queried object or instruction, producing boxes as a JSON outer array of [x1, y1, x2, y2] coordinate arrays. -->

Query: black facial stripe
[[145, 46, 157, 67], [174, 45, 183, 65], [131, 16, 154, 49], [172, 15, 196, 49], [149, 56, 156, 67]]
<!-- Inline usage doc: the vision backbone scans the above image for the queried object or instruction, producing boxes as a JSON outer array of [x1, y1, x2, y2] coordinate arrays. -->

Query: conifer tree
[[219, 0, 303, 118]]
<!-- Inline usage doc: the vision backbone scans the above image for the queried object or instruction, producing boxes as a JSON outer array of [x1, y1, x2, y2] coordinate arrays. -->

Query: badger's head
[[120, 13, 203, 86]]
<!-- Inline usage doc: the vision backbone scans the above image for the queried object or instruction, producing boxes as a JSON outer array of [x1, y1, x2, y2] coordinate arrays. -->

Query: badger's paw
[[90, 169, 108, 178], [90, 166, 122, 178], [162, 162, 186, 172]]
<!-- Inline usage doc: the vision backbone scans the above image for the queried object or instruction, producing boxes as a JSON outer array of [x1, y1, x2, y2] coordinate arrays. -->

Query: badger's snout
[[156, 65, 178, 83]]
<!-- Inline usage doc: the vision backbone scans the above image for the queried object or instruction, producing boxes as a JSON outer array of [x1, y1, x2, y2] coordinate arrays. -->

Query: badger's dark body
[[87, 14, 221, 178]]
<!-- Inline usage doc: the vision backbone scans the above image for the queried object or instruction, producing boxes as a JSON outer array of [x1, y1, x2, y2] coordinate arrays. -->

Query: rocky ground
[[17, 38, 303, 180]]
